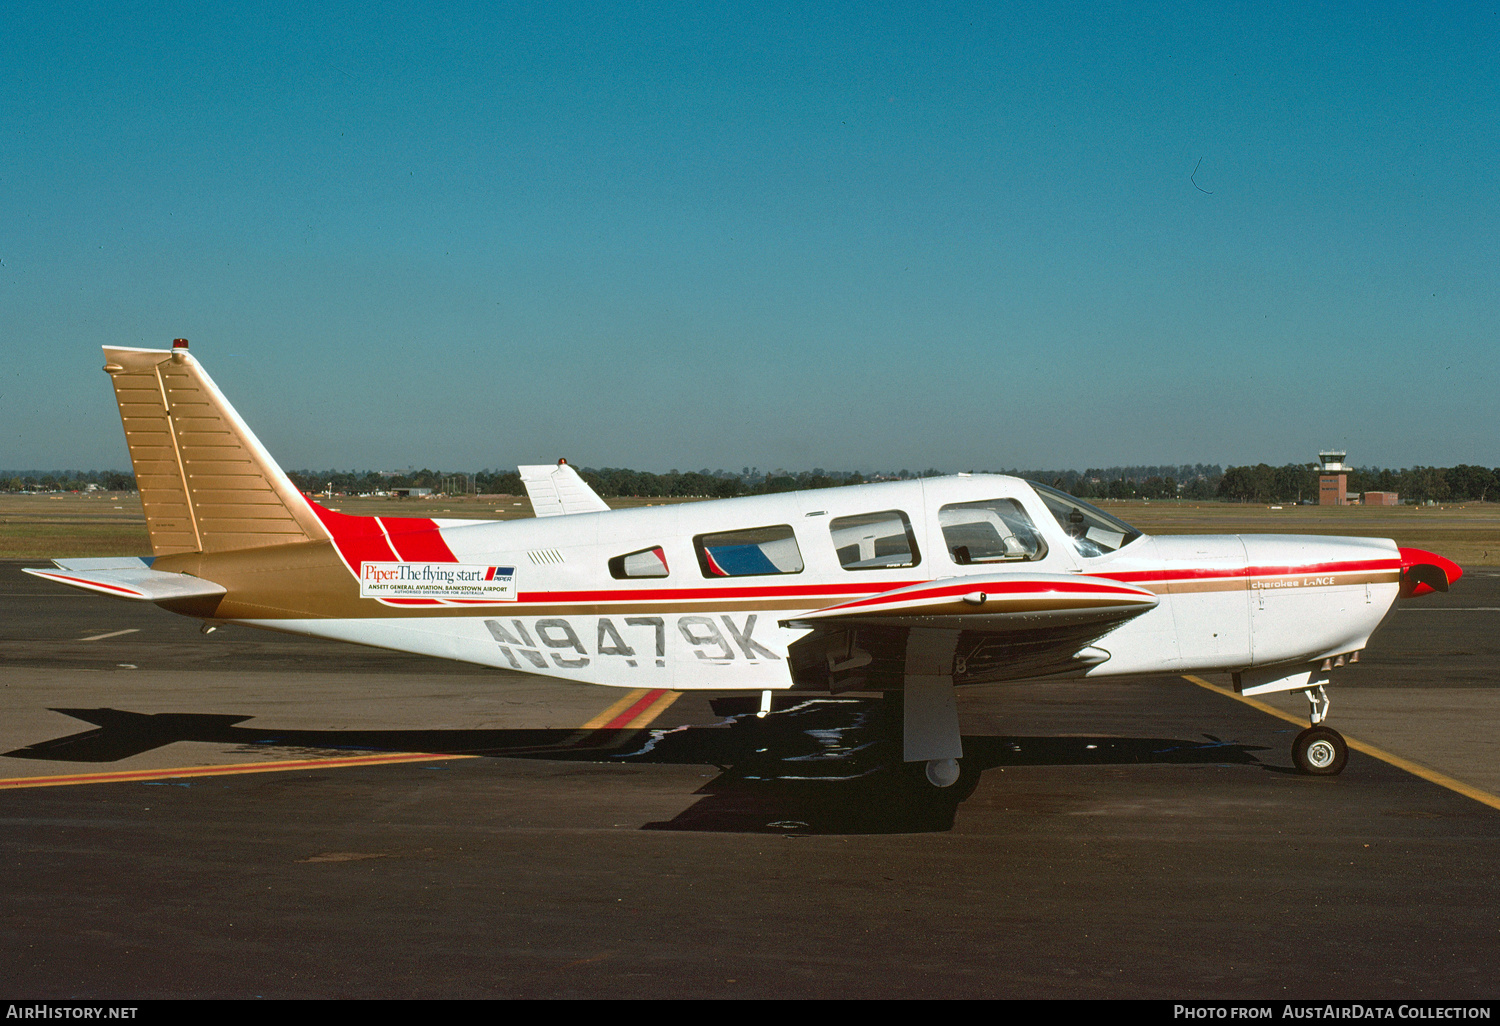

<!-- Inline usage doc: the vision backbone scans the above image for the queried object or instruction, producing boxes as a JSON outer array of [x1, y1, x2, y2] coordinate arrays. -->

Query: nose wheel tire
[[1293, 725, 1348, 775]]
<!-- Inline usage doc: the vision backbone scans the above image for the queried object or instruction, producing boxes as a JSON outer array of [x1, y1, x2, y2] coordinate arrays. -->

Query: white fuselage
[[240, 475, 1402, 691]]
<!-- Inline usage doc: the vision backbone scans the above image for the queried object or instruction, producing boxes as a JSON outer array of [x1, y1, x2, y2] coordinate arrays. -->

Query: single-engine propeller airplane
[[27, 340, 1462, 793]]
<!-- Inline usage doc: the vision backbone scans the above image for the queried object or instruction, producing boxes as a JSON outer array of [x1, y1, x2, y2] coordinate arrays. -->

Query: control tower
[[1318, 450, 1348, 506]]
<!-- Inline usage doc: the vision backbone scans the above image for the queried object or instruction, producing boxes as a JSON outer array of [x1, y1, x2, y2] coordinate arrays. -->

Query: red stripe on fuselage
[[380, 517, 459, 562], [506, 582, 923, 605], [306, 499, 457, 574], [308, 501, 397, 569]]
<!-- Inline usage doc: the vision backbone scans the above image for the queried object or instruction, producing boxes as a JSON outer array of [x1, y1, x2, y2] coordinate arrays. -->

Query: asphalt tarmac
[[2, 559, 1498, 999]]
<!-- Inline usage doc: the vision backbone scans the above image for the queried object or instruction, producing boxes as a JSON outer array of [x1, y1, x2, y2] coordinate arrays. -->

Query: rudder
[[103, 340, 328, 555]]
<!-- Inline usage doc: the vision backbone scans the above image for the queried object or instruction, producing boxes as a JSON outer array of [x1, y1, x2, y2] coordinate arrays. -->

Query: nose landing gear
[[1292, 724, 1349, 775], [1292, 683, 1348, 775]]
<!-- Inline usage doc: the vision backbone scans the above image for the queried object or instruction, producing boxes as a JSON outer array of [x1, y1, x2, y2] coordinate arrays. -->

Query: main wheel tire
[[1293, 726, 1348, 775], [899, 757, 981, 801]]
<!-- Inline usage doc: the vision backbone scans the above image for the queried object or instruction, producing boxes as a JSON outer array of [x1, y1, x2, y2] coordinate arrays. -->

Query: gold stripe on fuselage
[[1140, 571, 1401, 595]]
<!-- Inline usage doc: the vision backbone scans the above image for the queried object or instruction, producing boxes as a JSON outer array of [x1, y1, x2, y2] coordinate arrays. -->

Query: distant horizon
[[7, 461, 1493, 507], [14, 458, 1500, 481]]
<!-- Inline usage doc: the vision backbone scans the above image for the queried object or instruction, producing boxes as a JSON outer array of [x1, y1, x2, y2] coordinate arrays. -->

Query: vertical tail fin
[[103, 341, 329, 555], [518, 460, 611, 517]]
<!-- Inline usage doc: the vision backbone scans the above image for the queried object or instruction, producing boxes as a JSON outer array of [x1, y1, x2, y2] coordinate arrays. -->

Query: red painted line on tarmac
[[603, 689, 668, 729]]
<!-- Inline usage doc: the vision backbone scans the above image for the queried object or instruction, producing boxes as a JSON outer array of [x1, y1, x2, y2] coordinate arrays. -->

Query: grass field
[[4, 492, 1497, 566], [0, 494, 151, 558]]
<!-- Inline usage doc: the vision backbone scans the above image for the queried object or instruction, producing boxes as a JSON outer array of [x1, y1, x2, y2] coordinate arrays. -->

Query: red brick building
[[1318, 451, 1348, 506]]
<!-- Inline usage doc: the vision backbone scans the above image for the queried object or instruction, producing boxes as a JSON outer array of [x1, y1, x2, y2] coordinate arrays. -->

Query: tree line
[[281, 465, 1218, 499], [2, 470, 136, 492], [1012, 466, 1224, 501], [7, 463, 1497, 505], [278, 466, 891, 499], [1215, 464, 1499, 504]]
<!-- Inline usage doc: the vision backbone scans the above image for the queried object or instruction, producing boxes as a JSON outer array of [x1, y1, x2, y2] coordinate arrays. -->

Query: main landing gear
[[1291, 683, 1349, 775], [895, 629, 980, 803], [921, 757, 962, 788]]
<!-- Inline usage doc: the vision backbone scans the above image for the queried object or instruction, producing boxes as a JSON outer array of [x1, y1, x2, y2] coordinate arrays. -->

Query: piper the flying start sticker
[[360, 562, 517, 601]]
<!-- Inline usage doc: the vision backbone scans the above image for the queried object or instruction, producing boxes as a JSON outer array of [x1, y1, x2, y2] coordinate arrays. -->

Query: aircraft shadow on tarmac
[[6, 697, 1271, 834]]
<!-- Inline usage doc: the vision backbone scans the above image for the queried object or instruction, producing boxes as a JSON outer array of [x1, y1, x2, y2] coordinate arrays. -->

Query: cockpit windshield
[[1028, 481, 1143, 558]]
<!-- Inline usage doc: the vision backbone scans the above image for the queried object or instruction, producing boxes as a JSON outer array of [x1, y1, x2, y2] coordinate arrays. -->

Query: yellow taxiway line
[[1184, 674, 1500, 812], [0, 751, 474, 790], [0, 689, 684, 791]]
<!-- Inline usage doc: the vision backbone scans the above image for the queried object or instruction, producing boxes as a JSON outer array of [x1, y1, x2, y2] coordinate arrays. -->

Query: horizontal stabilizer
[[781, 572, 1158, 632], [518, 462, 611, 517], [23, 566, 226, 604], [50, 556, 155, 571]]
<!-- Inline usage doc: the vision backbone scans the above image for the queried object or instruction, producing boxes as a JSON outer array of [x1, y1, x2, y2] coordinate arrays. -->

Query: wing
[[517, 462, 611, 517], [780, 572, 1158, 691]]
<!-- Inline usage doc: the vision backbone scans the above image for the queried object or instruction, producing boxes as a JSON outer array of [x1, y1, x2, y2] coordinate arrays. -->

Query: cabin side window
[[609, 546, 669, 579], [939, 499, 1047, 564], [695, 525, 804, 577], [829, 510, 920, 570]]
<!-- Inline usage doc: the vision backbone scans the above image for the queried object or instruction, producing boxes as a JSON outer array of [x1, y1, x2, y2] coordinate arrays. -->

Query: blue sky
[[3, 2, 1496, 473]]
